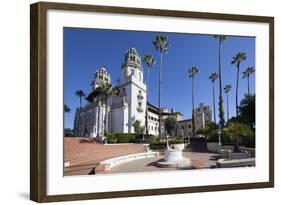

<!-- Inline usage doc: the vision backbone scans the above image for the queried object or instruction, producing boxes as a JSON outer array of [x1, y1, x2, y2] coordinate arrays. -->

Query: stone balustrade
[[97, 152, 160, 172], [216, 158, 255, 168]]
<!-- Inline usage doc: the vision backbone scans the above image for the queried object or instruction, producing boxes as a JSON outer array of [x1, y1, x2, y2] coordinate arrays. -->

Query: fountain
[[156, 138, 191, 168]]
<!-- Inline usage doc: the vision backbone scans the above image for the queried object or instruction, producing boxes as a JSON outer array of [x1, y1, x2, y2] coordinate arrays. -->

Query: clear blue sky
[[64, 27, 255, 129]]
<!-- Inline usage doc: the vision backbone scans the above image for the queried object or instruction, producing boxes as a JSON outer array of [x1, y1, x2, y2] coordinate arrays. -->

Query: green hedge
[[106, 133, 137, 143], [207, 134, 218, 142], [149, 141, 166, 150], [169, 139, 184, 144], [149, 138, 184, 150], [106, 133, 118, 143]]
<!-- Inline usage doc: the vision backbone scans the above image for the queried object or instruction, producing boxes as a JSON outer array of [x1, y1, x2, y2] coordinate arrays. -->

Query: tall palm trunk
[[97, 99, 101, 138], [247, 76, 250, 95], [80, 97, 82, 108], [104, 97, 108, 140], [192, 78, 195, 137], [145, 69, 150, 139], [212, 82, 216, 124], [218, 38, 225, 128], [235, 63, 240, 116], [226, 93, 229, 121], [158, 53, 163, 136]]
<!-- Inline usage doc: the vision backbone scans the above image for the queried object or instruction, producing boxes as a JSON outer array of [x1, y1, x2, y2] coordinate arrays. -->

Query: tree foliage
[[214, 35, 227, 129], [231, 52, 247, 116], [196, 122, 219, 141], [164, 116, 177, 137], [238, 94, 255, 128], [133, 120, 144, 135], [64, 104, 71, 113], [75, 90, 86, 108], [223, 122, 254, 152]]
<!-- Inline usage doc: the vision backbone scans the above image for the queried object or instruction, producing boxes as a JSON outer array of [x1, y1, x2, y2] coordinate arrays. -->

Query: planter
[[207, 142, 220, 153], [170, 143, 185, 151], [230, 152, 251, 159]]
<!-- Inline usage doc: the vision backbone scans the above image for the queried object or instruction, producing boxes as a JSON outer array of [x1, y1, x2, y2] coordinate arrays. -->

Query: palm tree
[[209, 72, 219, 124], [153, 35, 169, 136], [242, 66, 255, 95], [143, 53, 156, 139], [64, 104, 71, 113], [188, 66, 200, 137], [223, 122, 254, 152], [75, 90, 85, 108], [214, 35, 227, 129], [224, 84, 232, 121], [96, 83, 118, 138], [231, 52, 247, 116]]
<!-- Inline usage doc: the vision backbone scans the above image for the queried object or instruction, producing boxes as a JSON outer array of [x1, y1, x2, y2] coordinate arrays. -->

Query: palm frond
[[188, 66, 200, 78], [209, 72, 219, 82], [231, 52, 247, 66], [224, 84, 232, 93], [153, 35, 169, 54], [75, 90, 86, 97], [143, 53, 156, 68]]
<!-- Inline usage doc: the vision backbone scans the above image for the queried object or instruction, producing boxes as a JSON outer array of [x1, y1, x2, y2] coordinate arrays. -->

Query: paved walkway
[[107, 151, 218, 174], [64, 137, 145, 176], [64, 138, 219, 176]]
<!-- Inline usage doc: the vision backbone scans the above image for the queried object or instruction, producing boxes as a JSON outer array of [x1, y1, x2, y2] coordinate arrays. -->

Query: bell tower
[[121, 47, 143, 82], [117, 47, 147, 133], [91, 66, 111, 90]]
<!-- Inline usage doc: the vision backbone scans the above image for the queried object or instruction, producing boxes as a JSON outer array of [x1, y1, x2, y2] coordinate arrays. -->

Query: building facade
[[73, 47, 212, 141], [74, 48, 150, 140], [177, 103, 212, 138]]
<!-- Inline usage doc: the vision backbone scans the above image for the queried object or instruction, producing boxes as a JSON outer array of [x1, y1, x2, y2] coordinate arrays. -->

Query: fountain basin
[[164, 148, 183, 161], [156, 145, 191, 168]]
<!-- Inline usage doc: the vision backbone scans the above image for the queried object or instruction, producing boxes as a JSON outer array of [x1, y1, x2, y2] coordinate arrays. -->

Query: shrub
[[106, 133, 118, 144], [149, 141, 166, 150], [190, 137, 206, 142], [169, 139, 184, 144], [241, 135, 255, 148], [221, 132, 232, 145], [106, 133, 136, 143], [148, 135, 157, 142], [116, 133, 136, 143], [207, 134, 218, 143]]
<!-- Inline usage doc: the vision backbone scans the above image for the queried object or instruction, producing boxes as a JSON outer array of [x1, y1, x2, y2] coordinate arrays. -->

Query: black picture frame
[[30, 1, 274, 202]]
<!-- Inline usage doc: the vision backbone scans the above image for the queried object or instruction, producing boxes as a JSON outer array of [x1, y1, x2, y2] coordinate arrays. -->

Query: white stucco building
[[73, 47, 212, 141], [74, 48, 154, 140], [177, 103, 212, 138]]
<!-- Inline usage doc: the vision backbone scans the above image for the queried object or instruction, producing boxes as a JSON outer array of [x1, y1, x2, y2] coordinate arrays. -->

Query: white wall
[[148, 111, 159, 135], [0, 0, 279, 205]]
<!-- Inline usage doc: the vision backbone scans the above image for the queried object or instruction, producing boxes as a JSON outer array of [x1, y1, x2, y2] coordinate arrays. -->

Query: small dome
[[130, 47, 137, 53], [125, 47, 139, 56], [100, 66, 106, 71]]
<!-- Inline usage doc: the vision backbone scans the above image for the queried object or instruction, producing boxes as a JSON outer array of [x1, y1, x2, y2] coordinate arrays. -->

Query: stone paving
[[64, 137, 145, 176], [64, 138, 219, 176], [106, 151, 218, 174]]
